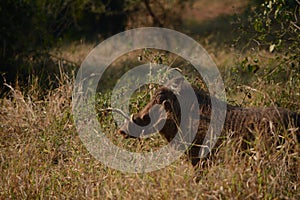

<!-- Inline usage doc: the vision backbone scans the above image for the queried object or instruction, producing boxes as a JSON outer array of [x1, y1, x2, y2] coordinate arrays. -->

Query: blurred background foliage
[[0, 0, 299, 95], [0, 0, 188, 93], [0, 0, 127, 92], [240, 0, 299, 54]]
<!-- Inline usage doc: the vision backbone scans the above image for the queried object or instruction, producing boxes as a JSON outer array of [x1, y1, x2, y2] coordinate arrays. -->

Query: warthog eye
[[156, 93, 168, 104], [131, 113, 151, 126], [141, 114, 150, 122], [156, 91, 176, 106]]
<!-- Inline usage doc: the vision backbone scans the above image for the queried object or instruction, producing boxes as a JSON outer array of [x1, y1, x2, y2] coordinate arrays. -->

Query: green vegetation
[[1, 0, 299, 199], [0, 0, 187, 91]]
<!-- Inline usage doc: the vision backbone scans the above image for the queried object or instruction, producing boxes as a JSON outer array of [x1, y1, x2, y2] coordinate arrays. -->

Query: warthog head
[[117, 77, 200, 142], [117, 86, 181, 141]]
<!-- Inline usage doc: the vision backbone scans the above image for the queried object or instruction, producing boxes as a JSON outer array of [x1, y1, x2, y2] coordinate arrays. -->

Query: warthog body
[[117, 78, 300, 167]]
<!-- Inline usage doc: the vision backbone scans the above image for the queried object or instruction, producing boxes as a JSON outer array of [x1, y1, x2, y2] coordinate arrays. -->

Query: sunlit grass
[[1, 48, 299, 198]]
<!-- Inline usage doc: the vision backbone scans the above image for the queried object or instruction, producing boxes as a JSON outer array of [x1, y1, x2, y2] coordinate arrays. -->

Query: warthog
[[117, 77, 300, 167]]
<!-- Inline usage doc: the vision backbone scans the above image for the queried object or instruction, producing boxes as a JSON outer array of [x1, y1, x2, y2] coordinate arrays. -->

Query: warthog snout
[[131, 113, 151, 126], [117, 113, 151, 138], [117, 103, 169, 138]]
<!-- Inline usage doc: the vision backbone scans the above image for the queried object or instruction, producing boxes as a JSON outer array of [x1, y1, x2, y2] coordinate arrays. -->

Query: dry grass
[[1, 52, 299, 199], [1, 1, 300, 198]]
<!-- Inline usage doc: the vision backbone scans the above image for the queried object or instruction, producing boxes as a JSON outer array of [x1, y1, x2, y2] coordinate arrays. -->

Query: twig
[[291, 21, 300, 30], [3, 83, 15, 93], [237, 85, 266, 97], [98, 107, 130, 120], [143, 0, 163, 26]]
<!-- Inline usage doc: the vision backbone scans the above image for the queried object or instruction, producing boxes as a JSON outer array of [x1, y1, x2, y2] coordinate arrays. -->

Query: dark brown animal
[[117, 77, 300, 167]]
